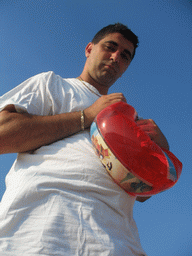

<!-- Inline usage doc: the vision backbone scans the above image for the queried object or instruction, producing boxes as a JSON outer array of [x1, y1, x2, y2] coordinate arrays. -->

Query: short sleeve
[[0, 71, 56, 116]]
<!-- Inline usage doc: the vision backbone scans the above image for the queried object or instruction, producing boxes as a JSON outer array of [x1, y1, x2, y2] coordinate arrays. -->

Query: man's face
[[85, 33, 135, 88]]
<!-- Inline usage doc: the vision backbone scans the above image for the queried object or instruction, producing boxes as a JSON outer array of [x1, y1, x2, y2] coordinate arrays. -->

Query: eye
[[121, 53, 131, 62], [105, 44, 116, 51]]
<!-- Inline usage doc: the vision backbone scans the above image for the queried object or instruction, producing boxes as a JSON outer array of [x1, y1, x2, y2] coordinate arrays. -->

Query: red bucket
[[90, 102, 182, 196]]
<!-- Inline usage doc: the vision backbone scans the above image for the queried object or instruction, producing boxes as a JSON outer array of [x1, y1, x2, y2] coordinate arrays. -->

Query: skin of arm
[[0, 93, 126, 154], [135, 119, 169, 202]]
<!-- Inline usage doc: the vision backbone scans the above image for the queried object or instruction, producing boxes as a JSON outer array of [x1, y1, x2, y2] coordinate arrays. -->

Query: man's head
[[91, 23, 139, 60], [81, 23, 139, 94]]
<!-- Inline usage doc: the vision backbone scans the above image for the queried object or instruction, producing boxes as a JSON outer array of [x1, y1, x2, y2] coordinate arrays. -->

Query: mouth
[[105, 64, 118, 73]]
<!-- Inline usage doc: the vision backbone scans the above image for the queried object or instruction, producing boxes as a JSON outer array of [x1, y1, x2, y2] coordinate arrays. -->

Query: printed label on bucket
[[90, 121, 153, 195]]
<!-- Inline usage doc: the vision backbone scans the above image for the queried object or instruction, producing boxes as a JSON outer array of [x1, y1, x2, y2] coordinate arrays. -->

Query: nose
[[111, 51, 120, 63]]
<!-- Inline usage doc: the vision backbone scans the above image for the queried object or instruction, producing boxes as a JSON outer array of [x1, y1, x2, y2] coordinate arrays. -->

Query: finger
[[136, 119, 156, 127], [108, 93, 127, 102], [148, 119, 157, 126]]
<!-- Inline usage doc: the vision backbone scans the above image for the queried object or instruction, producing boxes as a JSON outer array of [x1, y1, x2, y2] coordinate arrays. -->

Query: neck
[[78, 72, 109, 95]]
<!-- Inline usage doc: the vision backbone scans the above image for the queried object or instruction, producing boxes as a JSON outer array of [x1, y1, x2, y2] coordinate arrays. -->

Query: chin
[[99, 73, 117, 86]]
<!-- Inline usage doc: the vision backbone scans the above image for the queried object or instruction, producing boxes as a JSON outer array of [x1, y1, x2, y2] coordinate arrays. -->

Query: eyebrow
[[105, 40, 133, 59]]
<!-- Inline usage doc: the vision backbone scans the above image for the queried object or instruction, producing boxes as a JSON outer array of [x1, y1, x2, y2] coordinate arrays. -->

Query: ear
[[85, 42, 93, 58]]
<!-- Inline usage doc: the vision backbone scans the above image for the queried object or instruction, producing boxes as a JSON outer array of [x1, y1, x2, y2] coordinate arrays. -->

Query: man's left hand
[[136, 119, 169, 150]]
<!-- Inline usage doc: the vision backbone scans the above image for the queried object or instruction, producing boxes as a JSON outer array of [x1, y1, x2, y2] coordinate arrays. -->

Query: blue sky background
[[0, 0, 191, 255]]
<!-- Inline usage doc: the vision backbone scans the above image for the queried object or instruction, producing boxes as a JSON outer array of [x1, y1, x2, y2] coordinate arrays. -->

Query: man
[[0, 23, 169, 255]]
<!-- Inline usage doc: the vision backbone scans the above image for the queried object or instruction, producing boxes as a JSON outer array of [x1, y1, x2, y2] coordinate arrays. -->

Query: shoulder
[[30, 71, 63, 81]]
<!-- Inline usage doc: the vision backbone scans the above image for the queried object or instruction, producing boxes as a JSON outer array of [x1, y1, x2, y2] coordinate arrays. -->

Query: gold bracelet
[[81, 110, 85, 131]]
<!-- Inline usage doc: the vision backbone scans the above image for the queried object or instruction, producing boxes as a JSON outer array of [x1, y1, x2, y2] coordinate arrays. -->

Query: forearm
[[0, 110, 84, 154], [0, 93, 127, 154]]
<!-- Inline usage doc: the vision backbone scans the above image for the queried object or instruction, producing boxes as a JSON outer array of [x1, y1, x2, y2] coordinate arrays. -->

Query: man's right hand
[[84, 93, 126, 128]]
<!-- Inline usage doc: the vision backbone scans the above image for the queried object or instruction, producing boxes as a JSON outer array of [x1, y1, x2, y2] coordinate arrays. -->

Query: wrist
[[83, 108, 95, 129], [80, 110, 85, 131]]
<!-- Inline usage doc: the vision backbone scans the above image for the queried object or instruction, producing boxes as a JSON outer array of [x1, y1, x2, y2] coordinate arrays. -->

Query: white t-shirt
[[0, 71, 147, 256]]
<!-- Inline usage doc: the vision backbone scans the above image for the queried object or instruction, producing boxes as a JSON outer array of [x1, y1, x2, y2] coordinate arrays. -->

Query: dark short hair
[[92, 23, 139, 59]]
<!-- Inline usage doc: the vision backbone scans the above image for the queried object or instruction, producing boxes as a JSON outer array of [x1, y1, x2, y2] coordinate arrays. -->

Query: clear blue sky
[[0, 0, 192, 255]]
